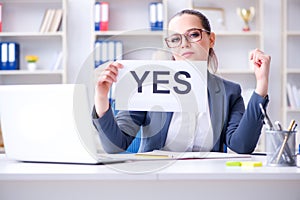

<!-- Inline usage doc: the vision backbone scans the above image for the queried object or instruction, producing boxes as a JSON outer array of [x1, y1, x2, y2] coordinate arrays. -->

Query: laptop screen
[[0, 84, 101, 164]]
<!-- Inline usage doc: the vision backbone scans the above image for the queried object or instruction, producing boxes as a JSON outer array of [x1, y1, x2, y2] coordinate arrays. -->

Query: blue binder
[[8, 42, 20, 70], [94, 2, 101, 31], [0, 42, 8, 70], [94, 40, 102, 68], [94, 40, 123, 68], [149, 2, 163, 31]]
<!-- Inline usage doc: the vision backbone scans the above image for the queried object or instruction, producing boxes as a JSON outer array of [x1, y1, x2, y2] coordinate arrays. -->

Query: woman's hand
[[249, 49, 271, 98], [94, 62, 123, 117]]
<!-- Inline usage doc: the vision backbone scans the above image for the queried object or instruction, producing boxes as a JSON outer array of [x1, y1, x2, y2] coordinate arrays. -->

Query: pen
[[274, 120, 282, 131], [259, 103, 273, 130]]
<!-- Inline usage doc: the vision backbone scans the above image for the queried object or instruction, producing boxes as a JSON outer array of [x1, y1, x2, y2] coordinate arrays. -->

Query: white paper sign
[[114, 60, 207, 112]]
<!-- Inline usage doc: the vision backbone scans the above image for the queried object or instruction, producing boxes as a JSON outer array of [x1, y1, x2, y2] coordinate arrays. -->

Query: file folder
[[0, 3, 2, 32], [149, 2, 163, 31], [108, 41, 115, 62], [101, 41, 108, 64], [149, 3, 157, 31], [115, 41, 123, 61], [94, 2, 100, 31], [94, 40, 102, 68], [94, 40, 123, 68], [1, 43, 8, 70], [156, 2, 163, 30], [100, 2, 109, 31], [8, 42, 20, 70]]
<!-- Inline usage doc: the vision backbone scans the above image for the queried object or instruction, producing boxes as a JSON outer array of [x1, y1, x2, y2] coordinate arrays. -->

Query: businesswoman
[[92, 9, 271, 154]]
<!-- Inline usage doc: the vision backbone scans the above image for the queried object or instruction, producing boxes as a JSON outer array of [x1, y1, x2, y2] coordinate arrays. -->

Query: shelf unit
[[0, 0, 67, 85], [282, 0, 300, 150], [91, 0, 263, 103]]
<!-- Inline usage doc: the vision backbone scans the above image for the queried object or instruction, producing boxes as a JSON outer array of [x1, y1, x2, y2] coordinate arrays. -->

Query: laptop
[[0, 84, 125, 164]]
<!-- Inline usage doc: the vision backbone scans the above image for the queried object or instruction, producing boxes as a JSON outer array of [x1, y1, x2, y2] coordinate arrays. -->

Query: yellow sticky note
[[240, 161, 263, 167], [226, 161, 242, 167]]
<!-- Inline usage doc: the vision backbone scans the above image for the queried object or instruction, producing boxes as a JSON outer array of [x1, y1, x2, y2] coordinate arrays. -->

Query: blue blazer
[[92, 72, 269, 154]]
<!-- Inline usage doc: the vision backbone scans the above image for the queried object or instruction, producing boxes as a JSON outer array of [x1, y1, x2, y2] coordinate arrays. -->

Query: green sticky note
[[226, 161, 242, 167]]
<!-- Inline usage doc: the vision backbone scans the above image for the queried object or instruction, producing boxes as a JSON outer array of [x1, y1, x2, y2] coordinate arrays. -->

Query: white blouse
[[163, 106, 213, 152]]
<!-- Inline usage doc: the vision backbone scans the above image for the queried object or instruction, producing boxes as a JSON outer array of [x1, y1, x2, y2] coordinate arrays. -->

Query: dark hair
[[169, 9, 218, 73]]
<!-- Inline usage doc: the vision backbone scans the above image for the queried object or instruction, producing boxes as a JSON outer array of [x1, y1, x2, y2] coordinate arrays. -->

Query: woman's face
[[167, 14, 215, 61]]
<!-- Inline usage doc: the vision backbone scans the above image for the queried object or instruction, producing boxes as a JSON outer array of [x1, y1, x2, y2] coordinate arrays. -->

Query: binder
[[0, 3, 2, 32], [101, 41, 108, 64], [8, 42, 20, 70], [108, 41, 115, 62], [100, 2, 109, 31], [94, 2, 101, 31], [94, 40, 102, 68], [115, 41, 123, 61], [156, 3, 163, 30], [149, 3, 157, 31], [149, 2, 163, 31], [94, 40, 123, 68], [1, 43, 8, 70]]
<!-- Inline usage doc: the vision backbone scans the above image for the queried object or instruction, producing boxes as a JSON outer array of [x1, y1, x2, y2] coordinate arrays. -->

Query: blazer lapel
[[207, 72, 225, 147]]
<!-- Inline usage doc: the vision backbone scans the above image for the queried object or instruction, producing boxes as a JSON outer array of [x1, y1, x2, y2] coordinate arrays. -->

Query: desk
[[0, 154, 300, 200]]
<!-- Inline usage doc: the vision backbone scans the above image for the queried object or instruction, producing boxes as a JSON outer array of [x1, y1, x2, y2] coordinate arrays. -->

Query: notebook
[[0, 84, 125, 164]]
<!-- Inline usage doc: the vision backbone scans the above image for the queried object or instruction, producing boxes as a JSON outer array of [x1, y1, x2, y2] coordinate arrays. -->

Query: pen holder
[[266, 130, 296, 166]]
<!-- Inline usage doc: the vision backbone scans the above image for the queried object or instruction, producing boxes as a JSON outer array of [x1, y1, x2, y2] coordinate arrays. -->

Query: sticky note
[[226, 161, 263, 167], [240, 161, 263, 167], [226, 161, 242, 166]]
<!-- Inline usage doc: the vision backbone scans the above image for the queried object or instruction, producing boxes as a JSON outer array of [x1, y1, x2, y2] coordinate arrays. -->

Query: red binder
[[0, 3, 2, 32], [100, 2, 109, 31]]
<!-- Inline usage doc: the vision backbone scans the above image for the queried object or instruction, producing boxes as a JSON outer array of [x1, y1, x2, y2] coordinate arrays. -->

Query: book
[[52, 51, 63, 71], [40, 9, 52, 32], [286, 83, 296, 108], [49, 9, 63, 32]]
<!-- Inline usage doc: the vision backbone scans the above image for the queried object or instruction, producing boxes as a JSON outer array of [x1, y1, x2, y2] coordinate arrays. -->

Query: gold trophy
[[237, 7, 255, 31]]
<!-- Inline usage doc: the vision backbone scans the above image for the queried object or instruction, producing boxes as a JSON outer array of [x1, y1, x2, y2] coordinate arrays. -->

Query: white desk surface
[[1, 154, 300, 200]]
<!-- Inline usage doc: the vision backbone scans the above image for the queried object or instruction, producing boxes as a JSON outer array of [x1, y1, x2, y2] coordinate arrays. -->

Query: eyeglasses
[[164, 28, 210, 48]]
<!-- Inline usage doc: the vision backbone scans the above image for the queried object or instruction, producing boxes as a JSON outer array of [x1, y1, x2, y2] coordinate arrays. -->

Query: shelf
[[286, 69, 300, 73], [286, 108, 300, 112], [286, 31, 300, 35], [0, 0, 67, 84], [0, 70, 64, 75], [215, 31, 262, 36], [1, 0, 62, 4], [282, 0, 300, 126], [94, 30, 165, 36]]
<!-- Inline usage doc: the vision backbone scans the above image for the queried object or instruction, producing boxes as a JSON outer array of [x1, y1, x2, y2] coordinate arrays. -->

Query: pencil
[[287, 119, 296, 131], [135, 153, 170, 159]]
